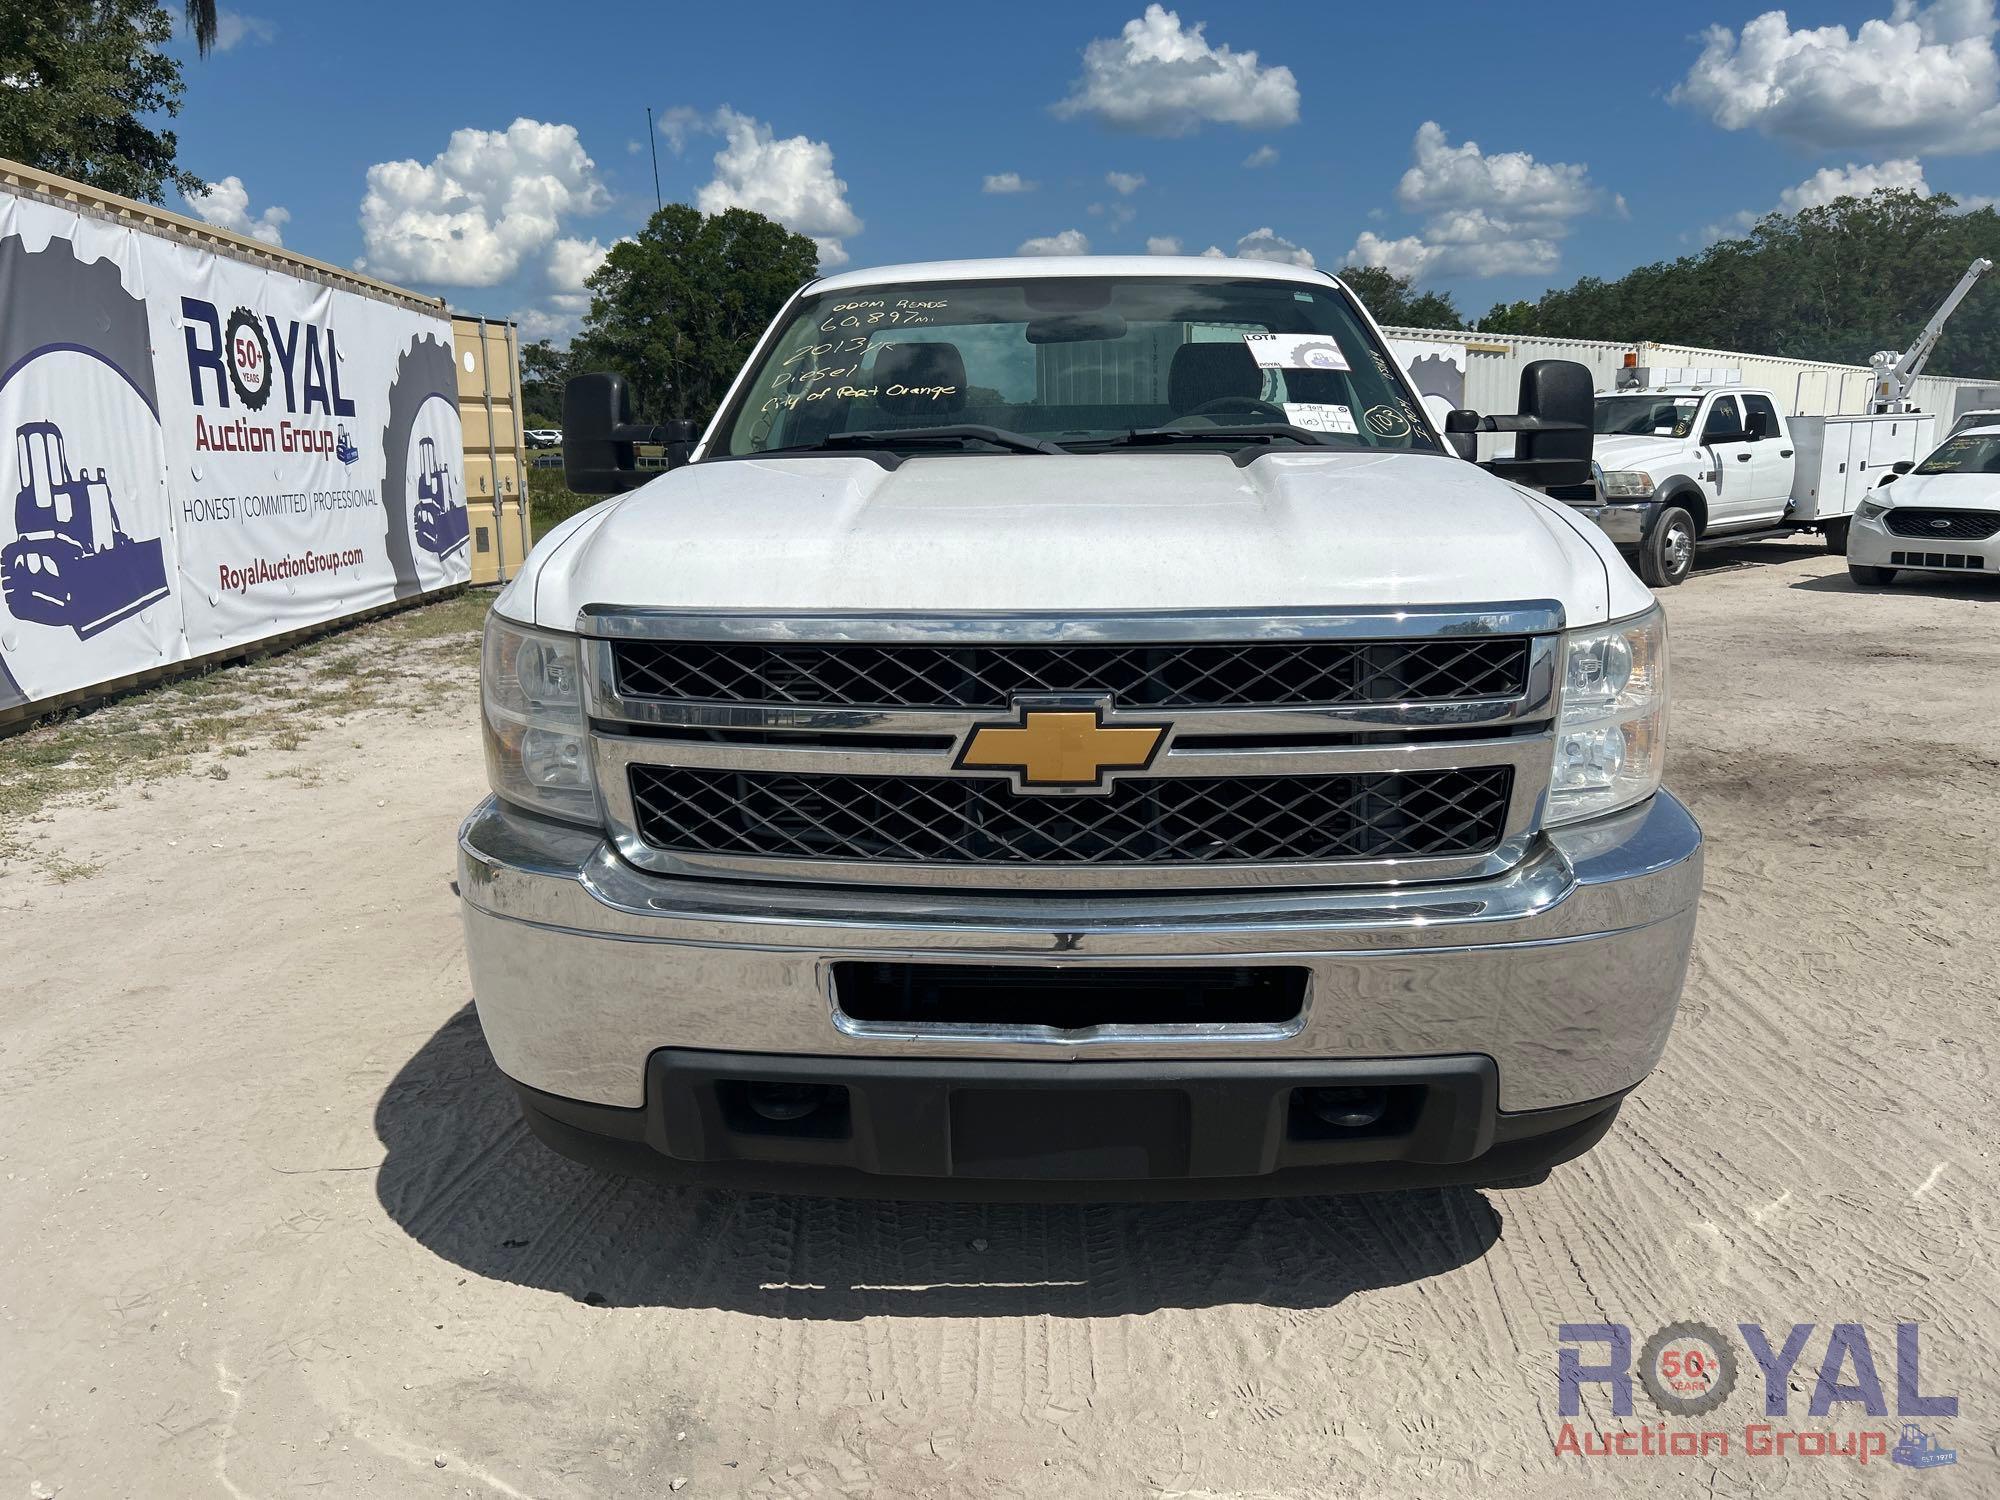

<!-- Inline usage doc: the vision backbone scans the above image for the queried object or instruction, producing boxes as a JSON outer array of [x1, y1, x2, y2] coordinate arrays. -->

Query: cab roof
[[808, 255, 1342, 294]]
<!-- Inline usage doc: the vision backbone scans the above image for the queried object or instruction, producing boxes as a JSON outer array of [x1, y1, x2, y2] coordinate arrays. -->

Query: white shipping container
[[1381, 327, 1992, 422]]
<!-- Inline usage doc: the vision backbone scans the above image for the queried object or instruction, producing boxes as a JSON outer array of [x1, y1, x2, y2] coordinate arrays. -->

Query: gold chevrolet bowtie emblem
[[956, 705, 1167, 790]]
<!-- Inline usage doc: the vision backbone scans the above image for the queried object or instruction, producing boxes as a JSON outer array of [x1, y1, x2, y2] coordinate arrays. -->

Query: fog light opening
[[746, 1081, 831, 1122], [1306, 1086, 1388, 1130]]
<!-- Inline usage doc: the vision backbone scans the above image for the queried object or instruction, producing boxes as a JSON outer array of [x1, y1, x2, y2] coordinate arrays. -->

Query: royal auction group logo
[[1556, 1320, 1958, 1470]]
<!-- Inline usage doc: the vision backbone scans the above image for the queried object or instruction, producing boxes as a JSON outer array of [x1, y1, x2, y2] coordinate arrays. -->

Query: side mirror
[[1893, 459, 1915, 475], [1443, 408, 1479, 460], [661, 418, 701, 471], [562, 373, 704, 493], [1476, 359, 1593, 489], [1877, 471, 1898, 485], [563, 372, 645, 495]]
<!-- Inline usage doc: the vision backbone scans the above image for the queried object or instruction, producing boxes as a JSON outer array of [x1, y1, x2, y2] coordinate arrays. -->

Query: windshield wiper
[[1075, 423, 1337, 452], [784, 425, 1069, 456]]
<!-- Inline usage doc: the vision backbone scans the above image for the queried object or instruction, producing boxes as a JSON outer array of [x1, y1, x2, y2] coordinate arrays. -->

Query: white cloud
[[983, 171, 1037, 193], [1341, 122, 1601, 280], [359, 118, 608, 287], [1783, 156, 1933, 211], [184, 176, 289, 246], [656, 106, 704, 154], [1106, 170, 1146, 195], [1146, 235, 1184, 254], [1243, 144, 1279, 168], [692, 107, 862, 267], [1055, 5, 1300, 135], [211, 9, 275, 49], [1395, 121, 1597, 230], [1706, 157, 1939, 239], [1017, 228, 1092, 255], [512, 306, 580, 343], [1671, 0, 2000, 153], [548, 236, 612, 293], [1219, 226, 1314, 266], [1340, 231, 1441, 281]]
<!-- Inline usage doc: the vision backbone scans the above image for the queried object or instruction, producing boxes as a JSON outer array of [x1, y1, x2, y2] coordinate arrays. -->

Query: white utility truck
[[1568, 256, 1991, 586], [1577, 373, 1932, 586], [457, 256, 1702, 1199]]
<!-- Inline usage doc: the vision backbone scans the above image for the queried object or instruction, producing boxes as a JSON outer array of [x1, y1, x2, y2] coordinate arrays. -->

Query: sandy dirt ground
[[3, 539, 1997, 1498]]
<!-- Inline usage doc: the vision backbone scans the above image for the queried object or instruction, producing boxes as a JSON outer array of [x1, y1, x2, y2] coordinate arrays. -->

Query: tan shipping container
[[452, 314, 530, 585]]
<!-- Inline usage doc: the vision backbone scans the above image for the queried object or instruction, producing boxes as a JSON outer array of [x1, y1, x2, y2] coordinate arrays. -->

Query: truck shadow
[[374, 1006, 1502, 1318]]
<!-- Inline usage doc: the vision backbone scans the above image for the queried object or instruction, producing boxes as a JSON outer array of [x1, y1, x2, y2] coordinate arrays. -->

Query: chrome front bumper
[[457, 791, 1703, 1115]]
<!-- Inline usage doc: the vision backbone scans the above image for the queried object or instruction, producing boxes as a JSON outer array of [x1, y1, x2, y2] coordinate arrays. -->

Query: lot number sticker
[[1243, 333, 1350, 372]]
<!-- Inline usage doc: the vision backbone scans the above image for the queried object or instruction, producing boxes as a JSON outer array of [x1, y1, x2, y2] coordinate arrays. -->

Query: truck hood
[[512, 450, 1647, 631], [1593, 433, 1698, 472]]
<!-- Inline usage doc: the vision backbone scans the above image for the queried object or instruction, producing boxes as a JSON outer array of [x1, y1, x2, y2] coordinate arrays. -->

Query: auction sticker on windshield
[[1283, 402, 1358, 434], [1244, 333, 1350, 372]]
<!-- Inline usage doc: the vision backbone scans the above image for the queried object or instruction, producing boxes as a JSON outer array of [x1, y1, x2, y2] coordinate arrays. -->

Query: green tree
[[1477, 299, 1540, 334], [0, 0, 203, 203], [571, 203, 821, 422], [1495, 189, 2000, 376], [182, 1, 217, 54], [520, 338, 577, 428], [1335, 265, 1464, 330]]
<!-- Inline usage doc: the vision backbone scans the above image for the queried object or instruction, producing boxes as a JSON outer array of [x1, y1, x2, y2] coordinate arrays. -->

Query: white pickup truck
[[1578, 382, 1931, 586], [457, 256, 1702, 1199]]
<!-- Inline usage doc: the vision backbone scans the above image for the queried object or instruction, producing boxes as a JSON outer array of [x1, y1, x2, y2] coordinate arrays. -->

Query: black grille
[[1890, 550, 1986, 569], [611, 637, 1531, 710], [1885, 508, 2000, 540], [628, 764, 1513, 866]]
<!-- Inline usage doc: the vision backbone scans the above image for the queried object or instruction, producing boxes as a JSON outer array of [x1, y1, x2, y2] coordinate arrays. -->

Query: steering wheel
[[1186, 396, 1288, 422]]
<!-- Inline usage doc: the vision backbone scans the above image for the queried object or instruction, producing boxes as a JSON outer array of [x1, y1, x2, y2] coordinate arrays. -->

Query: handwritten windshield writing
[[759, 382, 959, 414]]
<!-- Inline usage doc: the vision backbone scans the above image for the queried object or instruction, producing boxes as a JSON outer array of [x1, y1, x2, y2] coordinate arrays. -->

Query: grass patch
[[0, 591, 491, 874], [528, 464, 605, 544]]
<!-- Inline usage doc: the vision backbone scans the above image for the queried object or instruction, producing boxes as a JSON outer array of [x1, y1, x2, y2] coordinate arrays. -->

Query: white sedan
[[1849, 424, 2000, 587]]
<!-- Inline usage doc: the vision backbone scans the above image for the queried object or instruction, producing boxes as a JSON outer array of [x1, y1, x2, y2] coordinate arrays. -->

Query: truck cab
[[1586, 382, 1797, 585], [457, 257, 1702, 1199]]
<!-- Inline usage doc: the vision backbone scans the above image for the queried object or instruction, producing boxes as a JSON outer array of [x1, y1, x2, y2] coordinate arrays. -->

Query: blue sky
[[163, 1, 2000, 338]]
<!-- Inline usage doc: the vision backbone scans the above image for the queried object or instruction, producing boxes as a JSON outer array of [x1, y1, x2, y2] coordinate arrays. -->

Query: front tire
[[1849, 563, 1898, 587], [1639, 506, 1696, 588], [1823, 519, 1850, 556]]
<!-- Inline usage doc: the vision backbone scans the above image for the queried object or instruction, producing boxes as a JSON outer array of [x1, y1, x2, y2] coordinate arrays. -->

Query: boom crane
[[1869, 256, 1993, 413]]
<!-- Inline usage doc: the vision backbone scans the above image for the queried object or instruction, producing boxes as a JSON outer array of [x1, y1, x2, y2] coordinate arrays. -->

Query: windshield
[[1947, 411, 2000, 438], [1914, 433, 2000, 475], [710, 276, 1441, 457], [1594, 395, 1699, 437]]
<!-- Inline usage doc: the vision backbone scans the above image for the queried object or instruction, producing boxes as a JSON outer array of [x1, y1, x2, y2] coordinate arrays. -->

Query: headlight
[[1600, 470, 1655, 498], [1547, 606, 1668, 826], [1855, 496, 1890, 523], [481, 613, 597, 823]]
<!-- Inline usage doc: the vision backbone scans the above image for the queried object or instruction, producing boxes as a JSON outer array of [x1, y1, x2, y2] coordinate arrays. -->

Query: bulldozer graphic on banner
[[411, 434, 468, 560], [2, 420, 170, 640]]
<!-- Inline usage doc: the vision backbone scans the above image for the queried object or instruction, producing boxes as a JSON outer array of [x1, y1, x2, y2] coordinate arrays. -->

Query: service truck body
[[1579, 381, 1931, 585], [457, 257, 1702, 1198]]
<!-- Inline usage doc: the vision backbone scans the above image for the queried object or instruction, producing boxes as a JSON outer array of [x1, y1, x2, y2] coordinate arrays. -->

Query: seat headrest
[[872, 342, 967, 416], [1168, 341, 1261, 415]]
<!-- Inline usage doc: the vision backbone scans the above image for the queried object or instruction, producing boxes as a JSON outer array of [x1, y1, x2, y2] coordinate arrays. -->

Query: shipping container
[[1381, 326, 1995, 422], [452, 314, 529, 584]]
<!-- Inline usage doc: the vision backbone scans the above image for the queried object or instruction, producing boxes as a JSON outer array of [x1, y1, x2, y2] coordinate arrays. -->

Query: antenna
[[645, 106, 663, 217]]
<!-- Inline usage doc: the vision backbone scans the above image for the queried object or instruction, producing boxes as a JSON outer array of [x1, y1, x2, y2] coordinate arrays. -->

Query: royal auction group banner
[[0, 189, 469, 715]]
